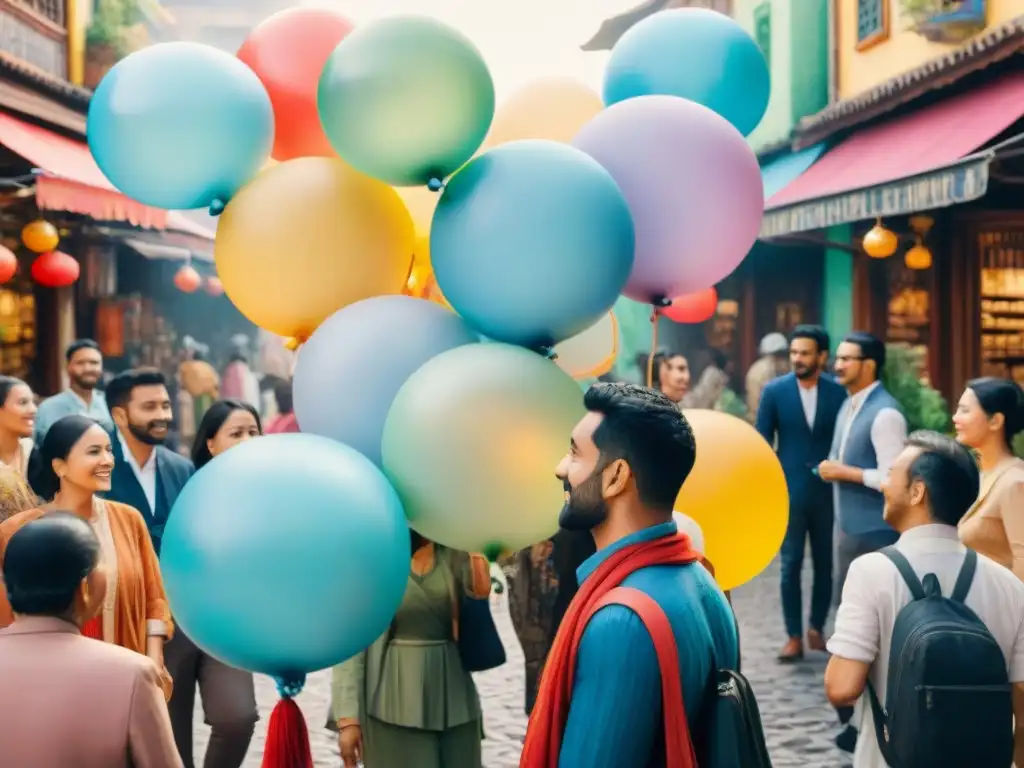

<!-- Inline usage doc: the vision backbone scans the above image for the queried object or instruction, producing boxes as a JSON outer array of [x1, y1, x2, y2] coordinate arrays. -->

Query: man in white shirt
[[825, 431, 1024, 768]]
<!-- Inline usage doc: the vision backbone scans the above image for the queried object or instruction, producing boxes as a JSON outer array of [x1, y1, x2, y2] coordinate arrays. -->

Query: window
[[856, 0, 889, 51], [753, 2, 771, 67], [21, 0, 65, 27]]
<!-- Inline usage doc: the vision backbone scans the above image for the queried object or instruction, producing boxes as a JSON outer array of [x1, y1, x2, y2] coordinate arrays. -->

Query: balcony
[[0, 0, 68, 79]]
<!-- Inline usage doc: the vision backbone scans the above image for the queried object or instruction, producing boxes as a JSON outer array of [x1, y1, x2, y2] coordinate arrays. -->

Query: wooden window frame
[[855, 0, 890, 52]]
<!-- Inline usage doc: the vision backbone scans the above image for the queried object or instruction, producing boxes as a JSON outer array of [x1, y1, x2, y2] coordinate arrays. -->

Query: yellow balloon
[[215, 157, 414, 339], [554, 311, 618, 379], [395, 185, 441, 237], [484, 78, 603, 148], [675, 410, 789, 591]]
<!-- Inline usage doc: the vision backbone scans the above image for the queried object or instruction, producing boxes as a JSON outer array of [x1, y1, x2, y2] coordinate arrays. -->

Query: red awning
[[0, 111, 172, 229], [767, 70, 1024, 211]]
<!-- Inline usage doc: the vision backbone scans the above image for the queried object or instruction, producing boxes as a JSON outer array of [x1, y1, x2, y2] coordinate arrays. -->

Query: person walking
[[756, 325, 846, 662]]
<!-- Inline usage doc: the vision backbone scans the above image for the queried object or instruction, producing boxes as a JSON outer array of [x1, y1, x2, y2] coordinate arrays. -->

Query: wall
[[732, 0, 829, 152], [834, 0, 1024, 99]]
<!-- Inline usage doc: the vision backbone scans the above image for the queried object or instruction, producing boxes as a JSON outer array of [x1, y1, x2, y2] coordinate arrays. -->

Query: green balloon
[[318, 16, 495, 187], [382, 343, 585, 555]]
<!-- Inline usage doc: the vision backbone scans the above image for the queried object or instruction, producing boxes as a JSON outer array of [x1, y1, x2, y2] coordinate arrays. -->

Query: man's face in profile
[[555, 412, 609, 531]]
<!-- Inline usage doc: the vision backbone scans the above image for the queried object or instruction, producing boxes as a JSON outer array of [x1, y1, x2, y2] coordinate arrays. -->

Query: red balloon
[[237, 8, 355, 161], [174, 265, 202, 293], [205, 276, 224, 296], [663, 288, 718, 324], [0, 246, 17, 283], [31, 251, 79, 288]]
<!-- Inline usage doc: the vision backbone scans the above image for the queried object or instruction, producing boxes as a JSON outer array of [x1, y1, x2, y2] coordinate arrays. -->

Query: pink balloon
[[573, 95, 763, 302]]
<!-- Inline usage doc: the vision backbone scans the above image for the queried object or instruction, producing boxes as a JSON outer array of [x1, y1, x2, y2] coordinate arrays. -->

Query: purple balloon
[[573, 95, 763, 302]]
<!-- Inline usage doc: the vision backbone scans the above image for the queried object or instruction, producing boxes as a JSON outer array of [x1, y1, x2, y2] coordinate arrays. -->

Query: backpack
[[866, 547, 1013, 768], [597, 586, 772, 768]]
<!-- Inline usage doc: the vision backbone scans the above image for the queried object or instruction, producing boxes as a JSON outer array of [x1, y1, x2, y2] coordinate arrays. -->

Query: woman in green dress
[[331, 531, 492, 768]]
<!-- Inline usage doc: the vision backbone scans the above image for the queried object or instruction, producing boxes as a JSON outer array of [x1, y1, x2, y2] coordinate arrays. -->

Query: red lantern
[[174, 264, 202, 293], [205, 276, 224, 296], [31, 250, 79, 288], [663, 288, 718, 324], [0, 246, 17, 284]]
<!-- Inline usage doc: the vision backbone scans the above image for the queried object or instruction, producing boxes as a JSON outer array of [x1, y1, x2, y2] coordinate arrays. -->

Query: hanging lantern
[[205, 275, 224, 296], [31, 251, 79, 287], [22, 220, 59, 253], [174, 264, 202, 293], [862, 218, 898, 259], [0, 246, 17, 284], [663, 287, 718, 324], [905, 242, 933, 270]]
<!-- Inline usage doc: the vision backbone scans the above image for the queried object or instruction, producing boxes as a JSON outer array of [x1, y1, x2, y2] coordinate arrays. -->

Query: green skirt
[[364, 716, 482, 768]]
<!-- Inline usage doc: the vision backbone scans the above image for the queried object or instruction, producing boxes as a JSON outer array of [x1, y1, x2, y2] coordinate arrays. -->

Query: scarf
[[520, 532, 702, 768]]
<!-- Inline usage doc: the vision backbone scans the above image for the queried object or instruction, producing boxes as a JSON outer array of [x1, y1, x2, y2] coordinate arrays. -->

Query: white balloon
[[554, 311, 618, 379], [673, 511, 705, 555]]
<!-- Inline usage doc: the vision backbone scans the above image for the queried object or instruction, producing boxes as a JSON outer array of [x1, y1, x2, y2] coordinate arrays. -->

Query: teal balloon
[[160, 434, 409, 675], [318, 16, 495, 186], [430, 140, 634, 349], [603, 8, 769, 137], [88, 42, 273, 211]]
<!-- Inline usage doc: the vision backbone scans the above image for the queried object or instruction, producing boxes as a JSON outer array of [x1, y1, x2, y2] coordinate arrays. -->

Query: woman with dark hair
[[264, 379, 298, 434], [955, 377, 1024, 579], [0, 375, 37, 478], [0, 414, 172, 694], [190, 399, 262, 469]]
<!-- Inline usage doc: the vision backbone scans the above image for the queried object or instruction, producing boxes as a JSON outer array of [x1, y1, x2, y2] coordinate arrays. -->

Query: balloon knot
[[427, 177, 445, 192], [653, 296, 672, 308], [284, 336, 306, 352], [483, 543, 504, 562], [208, 198, 226, 217], [274, 673, 306, 699]]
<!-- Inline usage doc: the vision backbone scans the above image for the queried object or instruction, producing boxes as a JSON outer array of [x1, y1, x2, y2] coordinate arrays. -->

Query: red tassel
[[261, 697, 313, 768]]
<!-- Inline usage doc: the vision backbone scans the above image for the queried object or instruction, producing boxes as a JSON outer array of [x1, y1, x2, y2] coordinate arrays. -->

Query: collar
[[848, 380, 881, 410], [1, 615, 80, 636], [66, 388, 103, 410], [116, 428, 156, 474], [898, 523, 961, 544], [577, 520, 677, 585]]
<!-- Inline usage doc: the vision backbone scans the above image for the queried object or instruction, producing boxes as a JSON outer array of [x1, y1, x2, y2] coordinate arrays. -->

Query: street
[[194, 557, 846, 766]]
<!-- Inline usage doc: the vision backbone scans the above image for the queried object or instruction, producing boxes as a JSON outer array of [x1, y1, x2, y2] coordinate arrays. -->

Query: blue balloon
[[293, 295, 479, 466], [430, 140, 634, 349], [603, 8, 769, 137], [160, 434, 409, 675], [88, 42, 273, 211]]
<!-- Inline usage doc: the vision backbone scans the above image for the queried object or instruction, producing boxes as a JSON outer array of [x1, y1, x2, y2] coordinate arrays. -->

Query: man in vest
[[817, 331, 907, 750]]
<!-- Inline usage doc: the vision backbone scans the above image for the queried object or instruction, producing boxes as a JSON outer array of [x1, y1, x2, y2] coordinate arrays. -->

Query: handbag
[[457, 593, 506, 672]]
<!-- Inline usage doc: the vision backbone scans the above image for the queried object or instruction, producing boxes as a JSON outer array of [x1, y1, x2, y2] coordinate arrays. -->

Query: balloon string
[[646, 306, 661, 388]]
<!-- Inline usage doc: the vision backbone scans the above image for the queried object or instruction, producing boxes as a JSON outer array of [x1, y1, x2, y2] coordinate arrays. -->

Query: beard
[[558, 473, 608, 532], [71, 374, 99, 390], [128, 420, 169, 446], [794, 363, 818, 380]]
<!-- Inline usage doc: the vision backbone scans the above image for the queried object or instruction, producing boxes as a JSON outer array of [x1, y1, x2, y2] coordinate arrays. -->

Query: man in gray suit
[[817, 331, 907, 751]]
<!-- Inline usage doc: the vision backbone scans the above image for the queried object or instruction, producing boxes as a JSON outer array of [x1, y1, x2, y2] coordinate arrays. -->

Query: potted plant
[[85, 0, 139, 89], [882, 344, 952, 433]]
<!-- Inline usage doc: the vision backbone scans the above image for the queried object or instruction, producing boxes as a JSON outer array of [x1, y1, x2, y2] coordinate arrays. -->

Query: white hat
[[759, 332, 789, 356]]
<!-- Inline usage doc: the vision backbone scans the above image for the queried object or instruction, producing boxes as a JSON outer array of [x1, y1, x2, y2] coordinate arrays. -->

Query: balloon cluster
[[88, 7, 775, 752]]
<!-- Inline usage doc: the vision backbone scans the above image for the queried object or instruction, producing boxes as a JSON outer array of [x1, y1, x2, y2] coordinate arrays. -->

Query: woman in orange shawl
[[0, 414, 171, 695]]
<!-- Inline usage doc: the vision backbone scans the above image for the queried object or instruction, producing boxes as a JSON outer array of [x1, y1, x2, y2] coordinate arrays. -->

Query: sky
[[299, 0, 639, 101]]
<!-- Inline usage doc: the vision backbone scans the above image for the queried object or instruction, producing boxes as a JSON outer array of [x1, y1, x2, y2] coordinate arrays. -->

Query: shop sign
[[0, 5, 66, 79], [760, 156, 991, 238]]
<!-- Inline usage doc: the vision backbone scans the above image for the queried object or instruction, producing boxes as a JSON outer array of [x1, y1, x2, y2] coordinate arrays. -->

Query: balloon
[[573, 96, 762, 302], [0, 246, 16, 283], [554, 311, 618, 379], [484, 78, 603, 147], [293, 295, 478, 467], [237, 8, 354, 161], [31, 251, 78, 288], [603, 8, 769, 137], [161, 434, 410, 674], [382, 343, 585, 556], [88, 42, 273, 210], [318, 16, 495, 186], [22, 220, 58, 253], [431, 140, 634, 348], [214, 157, 414, 340], [395, 186, 440, 237], [663, 288, 718, 324], [173, 265, 201, 293], [672, 511, 705, 555], [674, 410, 788, 591]]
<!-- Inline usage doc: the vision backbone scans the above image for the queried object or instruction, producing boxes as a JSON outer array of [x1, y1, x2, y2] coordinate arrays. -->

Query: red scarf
[[81, 615, 103, 641], [520, 532, 702, 768]]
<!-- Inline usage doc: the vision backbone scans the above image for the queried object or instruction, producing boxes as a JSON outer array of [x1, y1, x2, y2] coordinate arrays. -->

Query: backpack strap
[[880, 546, 926, 601], [950, 549, 978, 604], [590, 587, 697, 768]]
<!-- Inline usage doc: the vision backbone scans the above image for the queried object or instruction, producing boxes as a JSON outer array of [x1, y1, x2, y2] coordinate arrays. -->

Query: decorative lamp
[[0, 246, 17, 284], [31, 251, 79, 287], [174, 264, 202, 293], [862, 218, 898, 259], [205, 276, 224, 296], [905, 241, 933, 271], [22, 220, 59, 253]]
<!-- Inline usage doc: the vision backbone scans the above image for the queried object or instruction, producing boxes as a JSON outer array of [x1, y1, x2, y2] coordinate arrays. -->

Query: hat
[[759, 333, 788, 356]]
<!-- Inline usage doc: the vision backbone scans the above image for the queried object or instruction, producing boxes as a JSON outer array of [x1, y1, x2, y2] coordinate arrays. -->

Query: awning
[[761, 143, 826, 201], [761, 71, 1024, 238], [0, 111, 178, 230]]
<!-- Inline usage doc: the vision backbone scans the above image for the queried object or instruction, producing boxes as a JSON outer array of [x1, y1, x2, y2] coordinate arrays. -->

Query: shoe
[[777, 637, 804, 662], [807, 628, 827, 652]]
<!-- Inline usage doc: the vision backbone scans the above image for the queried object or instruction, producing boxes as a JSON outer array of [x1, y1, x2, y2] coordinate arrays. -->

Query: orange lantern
[[862, 218, 898, 259], [174, 264, 202, 293], [0, 246, 17, 283], [31, 251, 79, 287], [904, 243, 933, 270], [205, 276, 224, 296], [22, 220, 59, 253]]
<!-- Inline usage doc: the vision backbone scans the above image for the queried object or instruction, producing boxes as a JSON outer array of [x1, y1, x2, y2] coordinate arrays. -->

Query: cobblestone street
[[195, 557, 847, 766]]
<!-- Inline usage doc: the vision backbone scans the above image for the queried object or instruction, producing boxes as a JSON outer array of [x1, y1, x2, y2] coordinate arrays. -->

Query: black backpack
[[866, 547, 1013, 768], [698, 668, 773, 767]]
